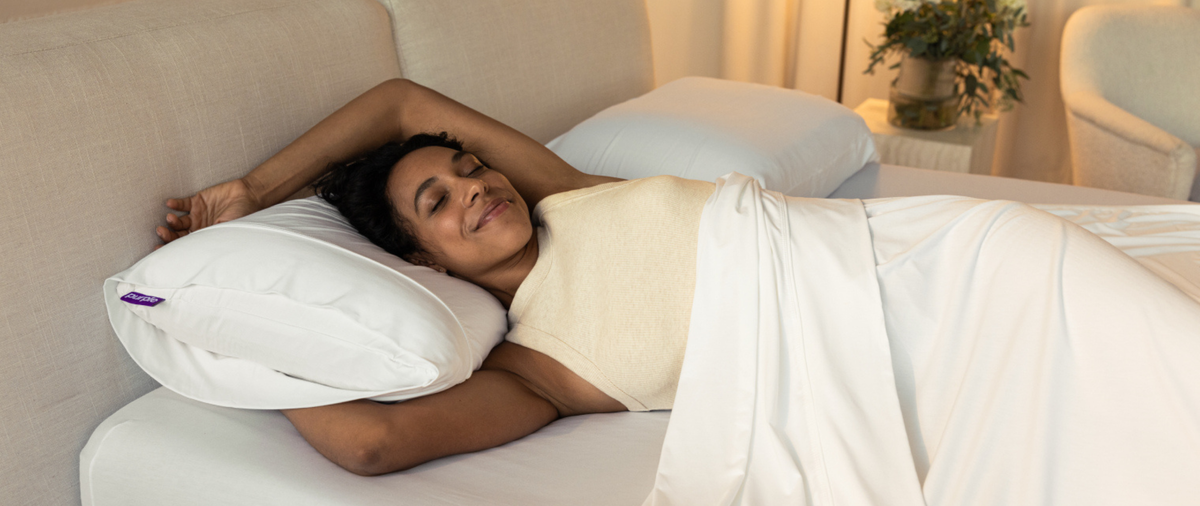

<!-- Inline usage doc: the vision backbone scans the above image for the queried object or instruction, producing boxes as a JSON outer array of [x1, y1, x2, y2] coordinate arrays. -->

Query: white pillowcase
[[547, 76, 878, 197], [104, 196, 508, 409]]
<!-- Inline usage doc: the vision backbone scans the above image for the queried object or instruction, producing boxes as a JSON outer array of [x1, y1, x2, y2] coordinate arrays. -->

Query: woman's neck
[[466, 234, 539, 309]]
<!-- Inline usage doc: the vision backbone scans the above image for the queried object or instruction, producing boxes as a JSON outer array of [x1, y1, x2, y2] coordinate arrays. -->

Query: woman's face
[[387, 146, 532, 278]]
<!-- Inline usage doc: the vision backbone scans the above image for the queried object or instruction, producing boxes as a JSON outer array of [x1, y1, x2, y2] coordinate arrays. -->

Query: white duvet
[[644, 174, 1200, 506]]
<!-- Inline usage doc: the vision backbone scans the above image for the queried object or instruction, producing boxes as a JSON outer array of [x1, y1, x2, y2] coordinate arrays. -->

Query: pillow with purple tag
[[103, 196, 507, 409]]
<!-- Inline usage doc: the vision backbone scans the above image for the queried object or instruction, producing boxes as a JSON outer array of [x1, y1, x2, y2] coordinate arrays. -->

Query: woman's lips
[[477, 199, 509, 230]]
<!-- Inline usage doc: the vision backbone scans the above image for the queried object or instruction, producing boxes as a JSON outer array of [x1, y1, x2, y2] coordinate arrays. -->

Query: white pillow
[[547, 76, 878, 197], [104, 196, 508, 409]]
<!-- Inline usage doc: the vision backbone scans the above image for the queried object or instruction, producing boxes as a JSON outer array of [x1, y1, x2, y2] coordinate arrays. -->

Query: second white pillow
[[547, 76, 877, 197]]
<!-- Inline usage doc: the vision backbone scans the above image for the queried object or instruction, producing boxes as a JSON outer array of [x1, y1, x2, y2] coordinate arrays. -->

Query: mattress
[[830, 163, 1187, 205], [82, 164, 1199, 506]]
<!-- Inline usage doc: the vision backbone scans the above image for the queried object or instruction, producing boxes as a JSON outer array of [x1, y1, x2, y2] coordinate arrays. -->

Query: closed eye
[[430, 165, 485, 215]]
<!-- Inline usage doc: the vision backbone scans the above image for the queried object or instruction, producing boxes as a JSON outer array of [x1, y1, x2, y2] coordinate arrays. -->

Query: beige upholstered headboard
[[0, 2, 401, 505], [376, 0, 655, 143], [0, 0, 654, 505]]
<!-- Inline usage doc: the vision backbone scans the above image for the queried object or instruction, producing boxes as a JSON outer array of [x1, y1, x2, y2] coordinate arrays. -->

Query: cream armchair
[[1061, 5, 1200, 201]]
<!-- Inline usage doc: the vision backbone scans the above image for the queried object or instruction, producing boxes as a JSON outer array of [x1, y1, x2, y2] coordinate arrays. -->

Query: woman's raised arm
[[157, 79, 411, 244], [158, 78, 616, 244], [386, 79, 620, 206]]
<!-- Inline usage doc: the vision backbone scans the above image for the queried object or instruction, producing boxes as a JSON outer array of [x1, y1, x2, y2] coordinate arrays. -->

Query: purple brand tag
[[120, 292, 164, 307]]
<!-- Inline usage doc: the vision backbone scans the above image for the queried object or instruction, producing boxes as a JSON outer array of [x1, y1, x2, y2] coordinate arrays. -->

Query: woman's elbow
[[341, 442, 387, 476], [337, 428, 424, 476], [345, 452, 427, 477], [283, 403, 423, 476], [377, 77, 416, 98]]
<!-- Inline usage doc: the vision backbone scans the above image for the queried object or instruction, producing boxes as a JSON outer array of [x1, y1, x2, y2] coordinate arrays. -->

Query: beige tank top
[[506, 176, 714, 411]]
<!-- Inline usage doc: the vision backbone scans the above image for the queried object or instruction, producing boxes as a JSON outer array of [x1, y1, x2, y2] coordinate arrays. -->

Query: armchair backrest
[[1061, 5, 1200, 146]]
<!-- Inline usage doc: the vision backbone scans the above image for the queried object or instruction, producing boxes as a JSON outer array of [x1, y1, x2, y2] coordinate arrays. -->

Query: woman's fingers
[[165, 213, 192, 231], [156, 225, 172, 244], [155, 224, 188, 244], [156, 225, 175, 243], [165, 197, 191, 212]]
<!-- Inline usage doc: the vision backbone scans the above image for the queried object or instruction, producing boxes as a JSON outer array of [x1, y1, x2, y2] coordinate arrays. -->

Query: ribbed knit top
[[506, 176, 714, 411]]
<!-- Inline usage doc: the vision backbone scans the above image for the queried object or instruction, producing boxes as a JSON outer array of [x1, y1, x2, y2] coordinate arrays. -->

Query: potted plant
[[867, 0, 1030, 130]]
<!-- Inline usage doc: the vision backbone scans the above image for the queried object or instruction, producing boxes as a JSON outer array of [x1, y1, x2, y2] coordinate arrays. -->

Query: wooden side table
[[854, 98, 999, 175]]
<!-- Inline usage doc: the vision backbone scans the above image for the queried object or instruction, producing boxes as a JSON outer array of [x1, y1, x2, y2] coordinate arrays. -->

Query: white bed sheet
[[649, 175, 1200, 505], [81, 388, 669, 506], [1035, 203, 1200, 303], [82, 164, 1200, 506]]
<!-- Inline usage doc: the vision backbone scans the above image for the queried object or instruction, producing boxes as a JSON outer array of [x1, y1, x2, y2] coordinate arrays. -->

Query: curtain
[[646, 0, 847, 100]]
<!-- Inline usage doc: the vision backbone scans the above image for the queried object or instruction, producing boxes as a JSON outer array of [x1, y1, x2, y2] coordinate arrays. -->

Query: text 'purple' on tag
[[120, 292, 164, 307]]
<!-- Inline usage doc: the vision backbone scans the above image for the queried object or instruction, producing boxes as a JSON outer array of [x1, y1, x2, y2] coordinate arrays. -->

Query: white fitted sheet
[[83, 165, 1200, 506], [81, 388, 670, 506]]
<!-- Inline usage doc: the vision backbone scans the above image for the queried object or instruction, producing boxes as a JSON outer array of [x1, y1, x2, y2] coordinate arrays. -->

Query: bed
[[3, 0, 1191, 505], [81, 160, 1200, 506]]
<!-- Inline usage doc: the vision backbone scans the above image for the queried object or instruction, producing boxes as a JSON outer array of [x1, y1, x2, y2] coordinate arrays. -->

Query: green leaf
[[907, 38, 929, 55]]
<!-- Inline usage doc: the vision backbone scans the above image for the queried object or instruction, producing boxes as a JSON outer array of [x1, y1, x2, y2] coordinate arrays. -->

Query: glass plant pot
[[887, 56, 959, 130]]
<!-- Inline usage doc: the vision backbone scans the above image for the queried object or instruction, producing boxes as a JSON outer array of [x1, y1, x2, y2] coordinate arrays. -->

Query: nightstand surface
[[855, 98, 999, 175]]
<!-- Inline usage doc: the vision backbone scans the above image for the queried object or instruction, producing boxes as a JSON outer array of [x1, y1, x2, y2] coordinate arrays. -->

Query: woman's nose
[[461, 177, 487, 207]]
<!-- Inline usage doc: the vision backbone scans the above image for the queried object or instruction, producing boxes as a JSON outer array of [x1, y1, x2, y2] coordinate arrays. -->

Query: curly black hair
[[313, 132, 464, 260]]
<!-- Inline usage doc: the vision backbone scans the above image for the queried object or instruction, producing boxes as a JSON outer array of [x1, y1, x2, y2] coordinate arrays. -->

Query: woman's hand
[[156, 178, 262, 248]]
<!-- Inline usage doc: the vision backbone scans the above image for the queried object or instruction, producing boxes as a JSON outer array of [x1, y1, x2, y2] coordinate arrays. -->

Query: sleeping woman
[[157, 78, 1200, 502], [156, 78, 701, 476]]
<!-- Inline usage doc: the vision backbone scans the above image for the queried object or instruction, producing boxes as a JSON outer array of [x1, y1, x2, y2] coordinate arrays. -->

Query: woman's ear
[[405, 253, 447, 274]]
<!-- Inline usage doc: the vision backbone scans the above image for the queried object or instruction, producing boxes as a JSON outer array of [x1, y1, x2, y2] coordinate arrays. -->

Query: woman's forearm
[[366, 370, 558, 475], [282, 369, 558, 476], [241, 79, 410, 207]]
